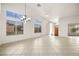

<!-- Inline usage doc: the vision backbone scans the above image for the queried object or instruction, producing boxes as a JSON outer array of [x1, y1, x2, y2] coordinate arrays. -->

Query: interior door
[[54, 25, 59, 36]]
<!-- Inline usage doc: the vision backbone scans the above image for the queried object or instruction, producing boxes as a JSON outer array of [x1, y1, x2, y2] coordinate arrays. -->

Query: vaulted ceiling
[[26, 3, 79, 20], [0, 3, 79, 22]]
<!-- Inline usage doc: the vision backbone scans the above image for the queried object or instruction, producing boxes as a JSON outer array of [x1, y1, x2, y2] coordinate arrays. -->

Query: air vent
[[37, 3, 41, 7]]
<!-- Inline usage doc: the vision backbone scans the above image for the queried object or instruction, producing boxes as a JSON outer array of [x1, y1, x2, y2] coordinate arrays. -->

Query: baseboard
[[0, 34, 47, 46]]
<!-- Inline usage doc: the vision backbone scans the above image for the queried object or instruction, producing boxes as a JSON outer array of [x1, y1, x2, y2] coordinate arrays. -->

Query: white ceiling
[[0, 3, 79, 23], [26, 3, 79, 20]]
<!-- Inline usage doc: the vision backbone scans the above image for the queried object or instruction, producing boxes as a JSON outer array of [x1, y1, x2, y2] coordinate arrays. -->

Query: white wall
[[0, 3, 48, 45], [0, 4, 1, 38], [59, 16, 79, 37], [0, 3, 1, 15]]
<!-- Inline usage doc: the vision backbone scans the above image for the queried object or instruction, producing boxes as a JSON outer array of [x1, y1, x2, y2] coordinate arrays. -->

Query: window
[[6, 10, 23, 35], [6, 20, 23, 35], [7, 20, 15, 35], [34, 24, 41, 33]]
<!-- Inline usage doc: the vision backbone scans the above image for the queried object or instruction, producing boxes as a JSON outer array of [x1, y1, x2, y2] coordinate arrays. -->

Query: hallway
[[0, 36, 79, 56]]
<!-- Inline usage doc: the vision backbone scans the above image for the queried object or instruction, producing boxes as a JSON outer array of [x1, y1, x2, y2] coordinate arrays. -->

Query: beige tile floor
[[0, 35, 79, 56]]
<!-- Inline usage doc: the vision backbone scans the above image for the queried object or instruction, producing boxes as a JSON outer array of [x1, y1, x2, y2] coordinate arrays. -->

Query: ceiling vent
[[37, 3, 41, 7]]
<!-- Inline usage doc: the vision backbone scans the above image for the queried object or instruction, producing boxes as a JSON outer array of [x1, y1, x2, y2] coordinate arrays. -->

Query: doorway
[[49, 22, 59, 36], [54, 25, 59, 36]]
